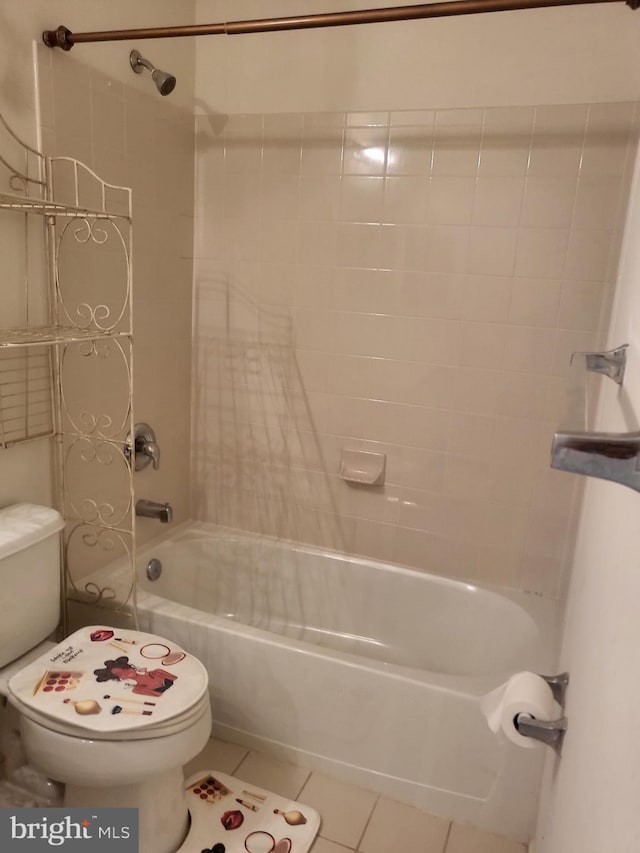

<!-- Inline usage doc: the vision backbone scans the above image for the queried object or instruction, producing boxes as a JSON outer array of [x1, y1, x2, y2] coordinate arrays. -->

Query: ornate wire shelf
[[0, 326, 131, 348], [0, 346, 54, 447], [0, 189, 131, 220], [1, 109, 137, 629]]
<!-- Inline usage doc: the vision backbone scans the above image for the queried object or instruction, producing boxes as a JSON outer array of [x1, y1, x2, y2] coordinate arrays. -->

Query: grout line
[[232, 748, 250, 775], [442, 820, 453, 851], [354, 792, 379, 851], [294, 768, 313, 800]]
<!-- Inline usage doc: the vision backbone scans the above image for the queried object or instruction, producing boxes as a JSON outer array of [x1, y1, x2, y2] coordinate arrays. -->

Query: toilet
[[0, 503, 212, 853]]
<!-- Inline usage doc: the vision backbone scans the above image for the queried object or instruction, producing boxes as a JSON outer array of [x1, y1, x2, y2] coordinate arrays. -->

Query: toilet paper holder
[[515, 672, 569, 753], [540, 671, 569, 706]]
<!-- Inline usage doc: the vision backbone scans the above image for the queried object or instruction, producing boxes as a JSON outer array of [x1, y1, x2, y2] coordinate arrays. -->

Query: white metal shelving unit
[[0, 113, 137, 628]]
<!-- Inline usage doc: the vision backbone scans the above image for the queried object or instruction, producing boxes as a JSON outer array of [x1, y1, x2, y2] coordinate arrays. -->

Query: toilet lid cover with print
[[8, 626, 208, 733]]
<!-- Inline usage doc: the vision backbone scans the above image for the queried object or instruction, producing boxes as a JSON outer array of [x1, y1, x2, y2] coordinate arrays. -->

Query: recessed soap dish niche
[[339, 448, 386, 486]]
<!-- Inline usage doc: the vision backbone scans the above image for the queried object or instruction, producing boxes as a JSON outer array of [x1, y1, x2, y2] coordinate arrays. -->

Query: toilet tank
[[0, 504, 65, 668]]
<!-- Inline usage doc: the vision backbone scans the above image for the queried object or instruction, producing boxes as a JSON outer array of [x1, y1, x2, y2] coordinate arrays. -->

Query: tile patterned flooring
[[185, 738, 527, 853]]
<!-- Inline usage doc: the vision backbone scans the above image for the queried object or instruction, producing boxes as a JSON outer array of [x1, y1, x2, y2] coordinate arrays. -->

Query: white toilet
[[0, 503, 212, 853]]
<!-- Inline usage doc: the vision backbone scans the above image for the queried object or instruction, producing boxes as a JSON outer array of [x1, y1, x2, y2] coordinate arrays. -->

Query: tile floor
[[185, 737, 528, 853]]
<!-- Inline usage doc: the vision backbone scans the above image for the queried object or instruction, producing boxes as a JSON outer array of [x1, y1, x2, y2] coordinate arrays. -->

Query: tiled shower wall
[[37, 48, 195, 548], [193, 102, 637, 597]]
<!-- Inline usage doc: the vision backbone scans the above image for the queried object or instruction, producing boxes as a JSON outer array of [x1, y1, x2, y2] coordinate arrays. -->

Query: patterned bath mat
[[177, 770, 320, 853]]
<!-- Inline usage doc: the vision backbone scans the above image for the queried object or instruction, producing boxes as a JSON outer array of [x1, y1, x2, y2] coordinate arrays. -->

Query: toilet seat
[[0, 641, 56, 697], [8, 626, 208, 739], [13, 691, 211, 741]]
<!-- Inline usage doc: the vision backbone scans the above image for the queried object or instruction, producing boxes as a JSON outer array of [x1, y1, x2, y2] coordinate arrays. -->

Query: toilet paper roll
[[480, 671, 558, 749]]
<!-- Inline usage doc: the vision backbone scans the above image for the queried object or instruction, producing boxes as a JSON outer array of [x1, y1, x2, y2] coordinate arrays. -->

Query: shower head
[[129, 49, 176, 96]]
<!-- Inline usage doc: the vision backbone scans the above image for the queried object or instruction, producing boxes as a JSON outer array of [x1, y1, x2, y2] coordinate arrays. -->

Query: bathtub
[[130, 521, 558, 841]]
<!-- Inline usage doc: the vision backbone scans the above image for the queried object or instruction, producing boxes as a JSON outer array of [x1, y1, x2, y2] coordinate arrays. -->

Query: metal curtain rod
[[43, 0, 637, 50]]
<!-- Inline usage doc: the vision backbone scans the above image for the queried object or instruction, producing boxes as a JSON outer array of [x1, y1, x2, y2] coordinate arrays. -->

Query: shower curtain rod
[[43, 0, 636, 50]]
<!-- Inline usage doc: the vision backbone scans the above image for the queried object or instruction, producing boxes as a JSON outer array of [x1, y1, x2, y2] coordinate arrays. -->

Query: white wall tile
[[429, 176, 476, 225], [387, 126, 432, 174], [515, 228, 569, 278], [473, 176, 525, 226], [193, 100, 635, 597], [460, 275, 512, 323], [383, 176, 430, 224], [467, 227, 518, 276], [509, 278, 561, 327], [341, 176, 385, 222], [521, 177, 577, 228]]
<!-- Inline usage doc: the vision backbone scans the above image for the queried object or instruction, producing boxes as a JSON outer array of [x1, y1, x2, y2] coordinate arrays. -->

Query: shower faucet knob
[[138, 435, 160, 470], [128, 422, 161, 471]]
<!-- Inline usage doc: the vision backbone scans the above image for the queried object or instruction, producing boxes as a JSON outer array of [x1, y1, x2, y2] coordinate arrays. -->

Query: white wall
[[195, 0, 640, 115], [0, 2, 195, 511], [534, 142, 640, 853], [1, 4, 196, 136]]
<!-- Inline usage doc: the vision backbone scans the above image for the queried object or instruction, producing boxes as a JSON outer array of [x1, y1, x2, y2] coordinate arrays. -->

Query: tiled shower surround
[[193, 102, 638, 597], [38, 48, 195, 549]]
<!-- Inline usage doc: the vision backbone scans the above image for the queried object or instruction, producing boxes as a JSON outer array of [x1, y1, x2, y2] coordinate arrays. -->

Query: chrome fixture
[[515, 714, 567, 753], [552, 430, 640, 492], [551, 345, 640, 492], [145, 558, 162, 581], [515, 672, 569, 753], [540, 672, 569, 707], [584, 344, 627, 384], [129, 49, 176, 96], [127, 422, 161, 472], [135, 499, 173, 524]]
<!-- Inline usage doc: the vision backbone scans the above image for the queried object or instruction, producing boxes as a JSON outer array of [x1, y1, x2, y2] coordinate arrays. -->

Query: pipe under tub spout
[[135, 499, 173, 524]]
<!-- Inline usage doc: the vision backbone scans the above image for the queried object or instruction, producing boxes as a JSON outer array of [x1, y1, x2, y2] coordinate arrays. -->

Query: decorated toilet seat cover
[[8, 626, 208, 733]]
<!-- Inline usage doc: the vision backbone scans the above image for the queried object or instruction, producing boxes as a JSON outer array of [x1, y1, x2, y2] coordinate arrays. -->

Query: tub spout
[[551, 430, 640, 492], [135, 499, 173, 524]]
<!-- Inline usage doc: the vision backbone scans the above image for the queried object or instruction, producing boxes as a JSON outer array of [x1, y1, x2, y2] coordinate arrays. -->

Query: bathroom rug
[[177, 771, 320, 853]]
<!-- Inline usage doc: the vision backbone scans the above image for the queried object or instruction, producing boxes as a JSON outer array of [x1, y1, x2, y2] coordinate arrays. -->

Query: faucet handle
[[127, 422, 161, 472], [138, 437, 160, 470]]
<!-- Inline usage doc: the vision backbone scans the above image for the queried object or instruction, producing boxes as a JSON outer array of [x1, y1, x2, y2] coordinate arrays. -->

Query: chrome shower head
[[129, 49, 176, 96], [151, 68, 177, 97]]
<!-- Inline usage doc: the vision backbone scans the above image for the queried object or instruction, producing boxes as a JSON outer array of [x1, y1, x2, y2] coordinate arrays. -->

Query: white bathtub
[[132, 521, 559, 841]]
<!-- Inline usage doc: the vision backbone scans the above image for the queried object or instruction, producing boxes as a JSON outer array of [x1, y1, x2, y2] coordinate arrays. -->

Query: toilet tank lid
[[0, 504, 65, 561]]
